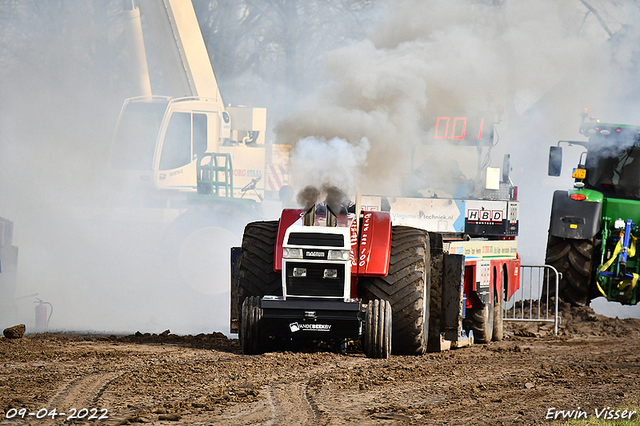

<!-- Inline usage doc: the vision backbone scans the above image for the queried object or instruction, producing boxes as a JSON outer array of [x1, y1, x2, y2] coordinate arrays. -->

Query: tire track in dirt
[[263, 381, 318, 426], [213, 356, 371, 426], [47, 371, 123, 409], [0, 372, 122, 426], [215, 378, 319, 425]]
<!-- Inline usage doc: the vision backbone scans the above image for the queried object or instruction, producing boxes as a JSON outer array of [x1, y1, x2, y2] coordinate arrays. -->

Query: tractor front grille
[[285, 262, 346, 298], [287, 232, 344, 247]]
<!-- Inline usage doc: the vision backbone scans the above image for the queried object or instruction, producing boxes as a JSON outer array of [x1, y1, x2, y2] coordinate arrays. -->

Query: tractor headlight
[[328, 249, 350, 261], [292, 267, 307, 277], [283, 248, 303, 259], [323, 268, 338, 279]]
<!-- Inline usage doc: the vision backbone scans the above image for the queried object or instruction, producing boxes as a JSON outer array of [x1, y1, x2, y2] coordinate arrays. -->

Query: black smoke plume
[[296, 185, 320, 209]]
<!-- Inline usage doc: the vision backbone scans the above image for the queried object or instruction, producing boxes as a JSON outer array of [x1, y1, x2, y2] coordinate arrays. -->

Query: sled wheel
[[468, 297, 494, 344], [492, 268, 505, 342]]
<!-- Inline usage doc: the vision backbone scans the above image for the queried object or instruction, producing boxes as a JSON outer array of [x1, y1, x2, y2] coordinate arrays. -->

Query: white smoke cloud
[[290, 136, 371, 198]]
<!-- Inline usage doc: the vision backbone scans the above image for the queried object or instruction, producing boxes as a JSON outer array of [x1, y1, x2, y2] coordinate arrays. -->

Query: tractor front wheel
[[240, 296, 263, 355], [363, 299, 392, 359]]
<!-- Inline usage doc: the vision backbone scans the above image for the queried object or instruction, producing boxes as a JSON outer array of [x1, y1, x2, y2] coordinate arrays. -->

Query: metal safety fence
[[503, 265, 561, 335]]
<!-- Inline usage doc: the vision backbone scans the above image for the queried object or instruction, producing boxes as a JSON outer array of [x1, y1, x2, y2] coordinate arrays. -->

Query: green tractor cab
[[546, 120, 640, 306]]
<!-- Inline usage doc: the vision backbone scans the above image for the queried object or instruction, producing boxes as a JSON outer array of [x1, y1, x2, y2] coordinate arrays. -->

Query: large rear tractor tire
[[544, 234, 594, 306], [363, 299, 392, 359], [240, 296, 264, 355], [237, 221, 282, 312], [358, 226, 430, 355]]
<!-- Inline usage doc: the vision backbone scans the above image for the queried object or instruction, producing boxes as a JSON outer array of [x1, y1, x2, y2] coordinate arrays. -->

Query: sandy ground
[[1, 302, 640, 426]]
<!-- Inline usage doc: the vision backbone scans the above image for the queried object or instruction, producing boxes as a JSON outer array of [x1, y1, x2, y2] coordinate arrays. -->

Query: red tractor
[[230, 191, 520, 358]]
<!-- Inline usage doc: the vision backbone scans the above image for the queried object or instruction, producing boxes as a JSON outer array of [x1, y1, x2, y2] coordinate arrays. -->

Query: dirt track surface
[[2, 304, 640, 425]]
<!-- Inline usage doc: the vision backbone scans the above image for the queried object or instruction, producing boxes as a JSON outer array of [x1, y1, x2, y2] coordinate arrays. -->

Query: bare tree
[[194, 0, 378, 101]]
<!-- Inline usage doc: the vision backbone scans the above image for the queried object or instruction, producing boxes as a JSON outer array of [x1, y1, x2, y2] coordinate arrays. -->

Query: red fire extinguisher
[[34, 298, 53, 332]]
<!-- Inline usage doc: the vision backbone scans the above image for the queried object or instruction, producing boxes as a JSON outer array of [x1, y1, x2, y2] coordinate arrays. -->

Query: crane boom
[[136, 0, 224, 109]]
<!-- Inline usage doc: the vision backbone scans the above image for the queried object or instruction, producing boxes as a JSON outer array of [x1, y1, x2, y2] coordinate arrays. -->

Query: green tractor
[[546, 117, 640, 307]]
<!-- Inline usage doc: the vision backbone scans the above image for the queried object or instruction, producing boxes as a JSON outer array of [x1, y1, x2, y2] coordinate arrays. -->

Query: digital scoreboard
[[425, 113, 494, 146]]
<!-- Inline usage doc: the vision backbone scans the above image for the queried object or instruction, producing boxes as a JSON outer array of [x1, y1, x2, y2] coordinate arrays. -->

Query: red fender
[[355, 211, 392, 277], [274, 209, 304, 272]]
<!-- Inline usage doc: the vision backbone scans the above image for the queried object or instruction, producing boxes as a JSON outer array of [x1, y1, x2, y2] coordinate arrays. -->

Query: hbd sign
[[467, 209, 503, 223]]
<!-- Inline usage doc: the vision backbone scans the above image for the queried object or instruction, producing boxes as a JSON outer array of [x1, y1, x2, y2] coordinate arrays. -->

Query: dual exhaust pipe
[[303, 204, 338, 227]]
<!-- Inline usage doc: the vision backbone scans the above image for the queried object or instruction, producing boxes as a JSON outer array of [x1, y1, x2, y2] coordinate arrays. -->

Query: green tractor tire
[[544, 234, 594, 306]]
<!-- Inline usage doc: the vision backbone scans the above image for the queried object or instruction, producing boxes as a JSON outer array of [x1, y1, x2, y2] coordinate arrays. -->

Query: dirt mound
[[505, 299, 640, 339], [558, 301, 640, 337], [115, 330, 239, 351]]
